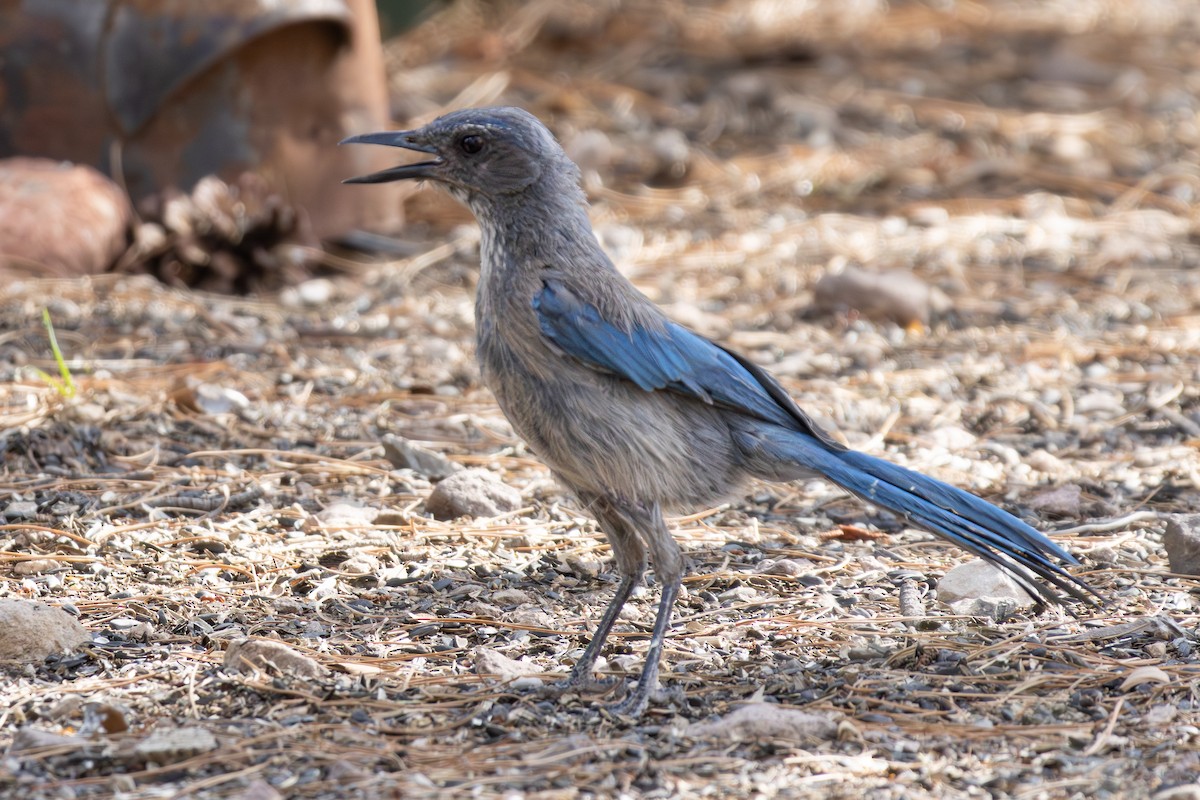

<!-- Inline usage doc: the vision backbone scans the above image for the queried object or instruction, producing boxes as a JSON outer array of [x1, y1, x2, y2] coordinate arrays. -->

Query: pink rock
[[0, 157, 132, 277]]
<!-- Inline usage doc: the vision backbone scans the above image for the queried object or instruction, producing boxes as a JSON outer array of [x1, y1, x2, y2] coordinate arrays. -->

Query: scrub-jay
[[342, 107, 1093, 716]]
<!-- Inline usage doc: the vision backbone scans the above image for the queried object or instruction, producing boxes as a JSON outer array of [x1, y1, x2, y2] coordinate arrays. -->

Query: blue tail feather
[[740, 427, 1095, 605]]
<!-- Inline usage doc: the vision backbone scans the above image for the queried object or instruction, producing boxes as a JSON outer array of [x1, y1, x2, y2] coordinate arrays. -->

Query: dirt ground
[[3, 1, 1200, 797]]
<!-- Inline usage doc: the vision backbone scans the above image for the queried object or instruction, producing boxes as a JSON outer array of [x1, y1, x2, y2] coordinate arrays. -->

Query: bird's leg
[[606, 504, 683, 717], [607, 566, 680, 716], [560, 496, 646, 692], [562, 570, 637, 690]]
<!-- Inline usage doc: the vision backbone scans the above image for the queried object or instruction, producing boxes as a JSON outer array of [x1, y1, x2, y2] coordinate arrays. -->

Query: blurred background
[[0, 0, 407, 291], [3, 0, 1198, 299]]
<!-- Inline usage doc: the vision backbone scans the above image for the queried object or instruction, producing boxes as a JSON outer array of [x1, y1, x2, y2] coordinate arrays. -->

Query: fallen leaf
[[1119, 666, 1172, 691]]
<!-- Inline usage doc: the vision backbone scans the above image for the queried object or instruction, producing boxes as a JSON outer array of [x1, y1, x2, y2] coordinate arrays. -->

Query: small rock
[[949, 596, 1022, 620], [0, 157, 132, 277], [563, 554, 602, 579], [1163, 515, 1200, 576], [12, 558, 64, 575], [687, 704, 838, 743], [191, 539, 227, 555], [171, 378, 249, 415], [1026, 485, 1082, 517], [756, 559, 811, 577], [2, 500, 38, 521], [425, 469, 521, 520], [301, 621, 329, 639], [339, 553, 380, 576], [233, 779, 284, 800], [381, 434, 461, 479], [373, 510, 412, 526], [511, 526, 549, 549], [327, 760, 372, 783], [192, 384, 250, 415], [48, 695, 85, 721], [1153, 786, 1200, 800], [1144, 705, 1177, 726], [8, 726, 84, 752], [927, 425, 977, 451], [1025, 449, 1066, 474], [812, 266, 933, 327], [648, 128, 691, 181], [938, 562, 1033, 619], [937, 560, 1033, 605], [297, 277, 335, 306], [314, 503, 380, 528], [492, 588, 534, 606], [224, 638, 328, 679], [0, 599, 91, 661], [131, 726, 218, 764], [474, 646, 544, 680], [506, 607, 557, 629], [110, 618, 155, 641]]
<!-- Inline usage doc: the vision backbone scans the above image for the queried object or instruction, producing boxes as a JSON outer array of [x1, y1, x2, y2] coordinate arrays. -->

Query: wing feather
[[533, 279, 843, 449]]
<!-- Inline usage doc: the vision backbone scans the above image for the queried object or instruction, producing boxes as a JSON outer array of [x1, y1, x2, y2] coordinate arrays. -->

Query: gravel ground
[[2, 1, 1200, 797]]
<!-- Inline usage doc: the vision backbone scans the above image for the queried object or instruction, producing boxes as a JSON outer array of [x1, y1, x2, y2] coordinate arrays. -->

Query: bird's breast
[[475, 308, 746, 508]]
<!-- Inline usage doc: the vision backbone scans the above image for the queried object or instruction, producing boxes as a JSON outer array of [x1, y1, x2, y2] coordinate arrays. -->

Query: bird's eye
[[459, 134, 484, 155]]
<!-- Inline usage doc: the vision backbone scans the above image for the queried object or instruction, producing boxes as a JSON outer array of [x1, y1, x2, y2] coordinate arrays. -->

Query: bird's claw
[[555, 672, 621, 695], [602, 681, 680, 718], [603, 690, 649, 717]]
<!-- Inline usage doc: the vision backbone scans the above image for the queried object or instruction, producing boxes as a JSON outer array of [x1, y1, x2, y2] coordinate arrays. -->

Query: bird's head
[[341, 107, 574, 206]]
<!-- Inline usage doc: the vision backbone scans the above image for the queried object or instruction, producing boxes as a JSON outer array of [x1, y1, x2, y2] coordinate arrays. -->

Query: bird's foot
[[554, 671, 621, 695], [603, 682, 682, 718], [604, 687, 650, 718]]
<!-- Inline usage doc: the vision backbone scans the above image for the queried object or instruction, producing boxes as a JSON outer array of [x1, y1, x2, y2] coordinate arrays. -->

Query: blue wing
[[533, 279, 844, 448]]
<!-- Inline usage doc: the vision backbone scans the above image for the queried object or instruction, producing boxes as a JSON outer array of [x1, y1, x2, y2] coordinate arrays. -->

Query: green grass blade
[[41, 308, 76, 399]]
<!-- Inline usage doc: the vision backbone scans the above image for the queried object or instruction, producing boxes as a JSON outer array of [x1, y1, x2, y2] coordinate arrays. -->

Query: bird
[[341, 107, 1096, 716]]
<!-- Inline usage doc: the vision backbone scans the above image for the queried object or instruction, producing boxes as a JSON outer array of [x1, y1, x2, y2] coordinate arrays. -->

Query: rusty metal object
[[0, 0, 402, 242]]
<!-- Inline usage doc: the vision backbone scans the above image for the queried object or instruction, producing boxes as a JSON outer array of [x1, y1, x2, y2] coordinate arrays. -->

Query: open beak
[[339, 130, 442, 184]]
